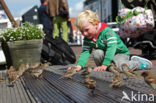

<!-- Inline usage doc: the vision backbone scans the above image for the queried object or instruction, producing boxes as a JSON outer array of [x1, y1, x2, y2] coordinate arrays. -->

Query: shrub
[[1, 22, 44, 42]]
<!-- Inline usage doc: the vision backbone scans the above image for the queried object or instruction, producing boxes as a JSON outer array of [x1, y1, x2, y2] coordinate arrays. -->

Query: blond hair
[[75, 10, 100, 31]]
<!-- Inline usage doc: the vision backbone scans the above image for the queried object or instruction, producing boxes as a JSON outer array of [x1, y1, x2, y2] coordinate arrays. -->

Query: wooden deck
[[0, 65, 156, 103]]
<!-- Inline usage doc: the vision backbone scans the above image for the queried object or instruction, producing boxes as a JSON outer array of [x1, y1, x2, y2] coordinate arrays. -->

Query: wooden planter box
[[7, 39, 42, 69]]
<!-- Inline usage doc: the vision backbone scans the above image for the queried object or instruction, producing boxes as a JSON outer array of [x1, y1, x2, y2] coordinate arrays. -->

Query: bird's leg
[[38, 74, 43, 79], [115, 81, 122, 87], [91, 89, 95, 96], [109, 82, 116, 88], [68, 77, 73, 80], [87, 89, 91, 95]]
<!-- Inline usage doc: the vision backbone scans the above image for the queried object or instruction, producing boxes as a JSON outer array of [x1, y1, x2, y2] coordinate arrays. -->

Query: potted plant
[[1, 22, 44, 69]]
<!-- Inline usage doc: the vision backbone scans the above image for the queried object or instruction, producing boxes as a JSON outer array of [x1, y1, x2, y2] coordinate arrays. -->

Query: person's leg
[[92, 49, 104, 66], [113, 54, 131, 71], [113, 54, 152, 71], [53, 16, 60, 39], [60, 17, 68, 42], [131, 56, 152, 70], [92, 50, 152, 71]]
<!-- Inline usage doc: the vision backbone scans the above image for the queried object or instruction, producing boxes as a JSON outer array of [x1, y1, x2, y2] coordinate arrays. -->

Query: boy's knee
[[92, 49, 104, 59]]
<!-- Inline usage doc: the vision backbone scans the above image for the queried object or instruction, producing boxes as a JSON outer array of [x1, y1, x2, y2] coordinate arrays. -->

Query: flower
[[1, 22, 44, 42]]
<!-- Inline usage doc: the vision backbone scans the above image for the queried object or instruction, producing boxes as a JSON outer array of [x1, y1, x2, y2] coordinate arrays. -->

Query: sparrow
[[0, 77, 4, 82], [31, 66, 43, 79], [29, 62, 41, 69], [59, 66, 77, 79], [31, 62, 51, 79], [141, 71, 156, 94], [41, 62, 51, 69], [18, 63, 30, 76], [81, 67, 92, 76], [109, 74, 123, 88], [7, 66, 17, 84], [9, 63, 29, 84], [84, 75, 96, 95], [121, 63, 138, 79], [7, 66, 16, 76], [109, 63, 121, 76], [8, 71, 19, 84]]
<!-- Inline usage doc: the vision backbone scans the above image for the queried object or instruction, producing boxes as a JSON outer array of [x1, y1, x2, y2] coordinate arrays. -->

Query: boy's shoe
[[131, 56, 152, 70]]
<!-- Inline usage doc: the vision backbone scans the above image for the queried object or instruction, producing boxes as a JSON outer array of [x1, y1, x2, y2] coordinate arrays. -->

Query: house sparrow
[[84, 75, 96, 95], [59, 66, 77, 79], [31, 66, 43, 79], [0, 77, 4, 82], [109, 63, 121, 76], [81, 67, 92, 76], [121, 64, 137, 79], [8, 71, 19, 84], [7, 66, 15, 76], [41, 62, 51, 69], [31, 62, 51, 79], [7, 66, 17, 84], [141, 71, 156, 94], [18, 63, 30, 76], [29, 62, 41, 69], [8, 63, 29, 84], [109, 74, 123, 88]]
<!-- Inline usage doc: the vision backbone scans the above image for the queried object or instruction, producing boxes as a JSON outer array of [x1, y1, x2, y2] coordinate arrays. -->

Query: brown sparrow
[[29, 62, 41, 69], [0, 77, 4, 82], [8, 71, 19, 84], [109, 63, 121, 76], [59, 66, 77, 79], [7, 66, 15, 75], [31, 62, 51, 79], [8, 63, 29, 84], [141, 71, 156, 94], [18, 63, 30, 76], [109, 74, 123, 88], [121, 64, 137, 79], [81, 67, 92, 76], [84, 75, 96, 95]]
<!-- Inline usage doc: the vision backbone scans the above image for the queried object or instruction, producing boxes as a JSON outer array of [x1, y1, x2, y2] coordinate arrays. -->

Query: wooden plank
[[1, 71, 12, 103], [23, 74, 74, 103], [24, 75, 54, 103], [20, 78, 38, 103], [43, 71, 120, 103], [15, 80, 30, 103], [22, 76, 46, 103]]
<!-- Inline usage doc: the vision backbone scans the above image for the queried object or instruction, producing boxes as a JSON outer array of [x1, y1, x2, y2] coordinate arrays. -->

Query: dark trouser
[[43, 28, 53, 38]]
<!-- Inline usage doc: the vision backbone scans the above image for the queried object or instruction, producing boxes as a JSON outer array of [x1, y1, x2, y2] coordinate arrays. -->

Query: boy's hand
[[67, 65, 82, 72], [94, 65, 108, 71]]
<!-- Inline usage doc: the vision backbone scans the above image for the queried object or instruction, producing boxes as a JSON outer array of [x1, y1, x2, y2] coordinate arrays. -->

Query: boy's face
[[81, 21, 97, 39]]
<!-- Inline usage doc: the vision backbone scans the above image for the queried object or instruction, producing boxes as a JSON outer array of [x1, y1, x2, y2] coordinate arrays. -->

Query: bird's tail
[[59, 76, 64, 79], [0, 77, 4, 82], [91, 89, 95, 95]]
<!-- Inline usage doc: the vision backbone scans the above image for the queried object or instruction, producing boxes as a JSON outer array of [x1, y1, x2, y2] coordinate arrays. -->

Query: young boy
[[68, 10, 152, 72]]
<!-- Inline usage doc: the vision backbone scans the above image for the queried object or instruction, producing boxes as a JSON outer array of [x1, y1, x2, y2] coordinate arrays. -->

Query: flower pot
[[7, 39, 42, 69]]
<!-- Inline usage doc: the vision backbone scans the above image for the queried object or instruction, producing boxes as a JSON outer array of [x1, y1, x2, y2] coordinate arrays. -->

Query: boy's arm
[[77, 39, 92, 67], [102, 29, 118, 66]]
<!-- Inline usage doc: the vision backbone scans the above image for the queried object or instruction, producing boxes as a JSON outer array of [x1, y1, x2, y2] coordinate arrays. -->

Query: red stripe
[[95, 22, 108, 39], [91, 22, 108, 43]]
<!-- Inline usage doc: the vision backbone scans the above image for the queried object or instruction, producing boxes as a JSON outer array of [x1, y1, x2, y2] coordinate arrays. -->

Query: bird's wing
[[146, 77, 155, 82]]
